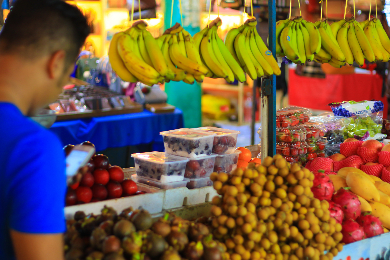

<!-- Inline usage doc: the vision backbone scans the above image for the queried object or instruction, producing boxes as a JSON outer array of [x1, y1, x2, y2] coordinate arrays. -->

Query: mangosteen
[[171, 217, 190, 233], [188, 223, 210, 241], [70, 236, 86, 250], [90, 228, 106, 250], [113, 219, 135, 238], [65, 248, 83, 260], [74, 211, 86, 221], [166, 230, 189, 252], [132, 210, 152, 231], [145, 233, 168, 258], [119, 206, 134, 220], [96, 206, 117, 224], [102, 235, 121, 254], [151, 219, 171, 238], [103, 253, 125, 260], [122, 232, 143, 256], [203, 246, 222, 260], [99, 220, 114, 235], [64, 226, 79, 245], [86, 251, 104, 260], [160, 248, 181, 260], [80, 217, 97, 237], [184, 241, 204, 260]]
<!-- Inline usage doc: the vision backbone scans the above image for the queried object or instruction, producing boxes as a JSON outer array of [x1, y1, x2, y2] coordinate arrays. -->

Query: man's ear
[[47, 50, 66, 79]]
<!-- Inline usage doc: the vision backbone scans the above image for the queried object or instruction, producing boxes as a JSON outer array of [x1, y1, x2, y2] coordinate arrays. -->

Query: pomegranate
[[108, 166, 124, 183], [328, 201, 344, 224], [93, 169, 110, 185], [332, 188, 361, 220], [80, 172, 94, 187], [91, 184, 108, 200], [107, 181, 123, 198], [311, 172, 334, 201], [341, 219, 365, 244], [356, 213, 384, 238]]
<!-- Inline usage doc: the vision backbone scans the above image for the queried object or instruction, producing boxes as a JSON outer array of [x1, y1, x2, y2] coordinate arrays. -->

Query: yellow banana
[[117, 33, 162, 85], [302, 20, 321, 54], [161, 36, 186, 82], [300, 23, 313, 61], [234, 27, 257, 80], [330, 57, 346, 66], [169, 35, 208, 76], [337, 23, 354, 65], [353, 20, 375, 62], [348, 23, 365, 66], [330, 19, 346, 38], [194, 74, 204, 83], [224, 28, 241, 63], [296, 23, 306, 64], [108, 32, 137, 82], [318, 22, 345, 62], [215, 31, 246, 82], [248, 30, 273, 75], [156, 34, 168, 50], [328, 60, 342, 68], [143, 30, 171, 78], [183, 73, 195, 84], [371, 21, 390, 62], [360, 20, 369, 30], [211, 27, 235, 82], [245, 30, 264, 77], [200, 29, 228, 78], [280, 23, 299, 61], [183, 30, 203, 67], [191, 28, 212, 77], [364, 22, 384, 61], [374, 18, 390, 53], [252, 27, 281, 75], [274, 19, 290, 55], [178, 31, 187, 57], [316, 48, 332, 60], [138, 32, 153, 66]]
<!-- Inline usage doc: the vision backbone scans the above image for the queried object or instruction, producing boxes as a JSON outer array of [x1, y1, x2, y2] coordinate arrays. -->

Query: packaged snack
[[132, 152, 189, 182], [160, 129, 216, 158], [193, 127, 240, 154], [184, 154, 218, 179]]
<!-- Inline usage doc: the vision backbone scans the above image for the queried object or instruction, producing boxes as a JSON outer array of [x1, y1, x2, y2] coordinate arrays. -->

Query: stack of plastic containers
[[132, 127, 240, 189]]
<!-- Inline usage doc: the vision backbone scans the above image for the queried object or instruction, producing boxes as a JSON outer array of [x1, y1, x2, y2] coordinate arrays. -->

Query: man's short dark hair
[[0, 0, 90, 67]]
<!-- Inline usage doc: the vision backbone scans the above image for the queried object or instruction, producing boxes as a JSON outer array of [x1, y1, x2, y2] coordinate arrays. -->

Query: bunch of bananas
[[275, 17, 321, 64], [109, 21, 173, 86], [220, 18, 281, 81], [156, 23, 208, 84]]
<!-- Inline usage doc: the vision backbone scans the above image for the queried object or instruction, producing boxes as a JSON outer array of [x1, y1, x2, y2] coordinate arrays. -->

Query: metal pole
[[261, 0, 276, 159], [251, 80, 257, 145]]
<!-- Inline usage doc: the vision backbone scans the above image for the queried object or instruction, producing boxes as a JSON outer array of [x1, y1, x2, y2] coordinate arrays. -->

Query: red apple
[[344, 138, 359, 143], [76, 186, 93, 203], [86, 159, 95, 173], [63, 144, 74, 156], [107, 181, 123, 198], [93, 154, 110, 169], [365, 162, 378, 166], [91, 184, 108, 200], [122, 180, 138, 196], [80, 172, 94, 187], [93, 169, 110, 185], [329, 153, 346, 162], [362, 140, 382, 152], [382, 144, 390, 152], [108, 166, 124, 183], [65, 188, 77, 206], [69, 181, 79, 190]]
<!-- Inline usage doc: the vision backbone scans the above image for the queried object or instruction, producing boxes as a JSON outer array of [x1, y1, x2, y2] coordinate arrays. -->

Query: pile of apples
[[65, 142, 139, 206]]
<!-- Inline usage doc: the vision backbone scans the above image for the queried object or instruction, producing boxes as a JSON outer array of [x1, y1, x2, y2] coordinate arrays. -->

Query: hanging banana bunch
[[108, 21, 171, 86], [275, 17, 321, 65], [156, 23, 209, 84]]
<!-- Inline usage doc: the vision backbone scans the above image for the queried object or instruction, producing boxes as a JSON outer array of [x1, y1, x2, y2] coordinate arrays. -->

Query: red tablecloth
[[288, 68, 388, 118]]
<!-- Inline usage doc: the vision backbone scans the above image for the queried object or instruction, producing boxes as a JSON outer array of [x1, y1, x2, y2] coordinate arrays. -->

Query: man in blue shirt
[[0, 0, 90, 259]]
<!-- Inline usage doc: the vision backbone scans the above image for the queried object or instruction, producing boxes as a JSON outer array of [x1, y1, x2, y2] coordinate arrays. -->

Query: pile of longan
[[209, 154, 343, 260]]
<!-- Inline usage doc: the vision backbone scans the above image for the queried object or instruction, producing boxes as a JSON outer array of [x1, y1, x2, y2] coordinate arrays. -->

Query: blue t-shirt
[[0, 103, 66, 259]]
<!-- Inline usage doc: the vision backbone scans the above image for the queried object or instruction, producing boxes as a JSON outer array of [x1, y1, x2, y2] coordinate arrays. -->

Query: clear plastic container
[[276, 142, 308, 157], [132, 175, 189, 189], [132, 152, 189, 181], [184, 154, 218, 179], [302, 122, 326, 142], [276, 127, 307, 143], [160, 129, 216, 158], [214, 151, 241, 173], [194, 127, 240, 154], [276, 106, 311, 127], [187, 177, 213, 189]]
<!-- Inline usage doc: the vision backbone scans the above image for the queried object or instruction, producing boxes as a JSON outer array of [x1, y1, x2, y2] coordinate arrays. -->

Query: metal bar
[[251, 80, 257, 145], [260, 78, 268, 160], [238, 81, 244, 126]]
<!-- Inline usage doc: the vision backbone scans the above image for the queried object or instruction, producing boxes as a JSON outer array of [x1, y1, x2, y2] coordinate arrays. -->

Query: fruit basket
[[132, 152, 189, 182], [184, 154, 218, 179], [213, 151, 241, 173], [276, 127, 306, 142], [194, 127, 240, 154], [160, 129, 216, 158]]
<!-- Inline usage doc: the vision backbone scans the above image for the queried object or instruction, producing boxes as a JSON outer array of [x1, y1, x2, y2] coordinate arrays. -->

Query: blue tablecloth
[[49, 109, 184, 152]]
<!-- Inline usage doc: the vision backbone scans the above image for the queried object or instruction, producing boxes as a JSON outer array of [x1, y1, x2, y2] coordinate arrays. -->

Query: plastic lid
[[196, 127, 240, 135], [216, 150, 242, 158], [160, 129, 216, 139], [131, 152, 189, 163]]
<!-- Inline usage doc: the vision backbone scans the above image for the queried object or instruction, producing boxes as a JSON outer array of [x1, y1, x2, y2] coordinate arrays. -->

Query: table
[[49, 109, 184, 152], [288, 69, 388, 119]]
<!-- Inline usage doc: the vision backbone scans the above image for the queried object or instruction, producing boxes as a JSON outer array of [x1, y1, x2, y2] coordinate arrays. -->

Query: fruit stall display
[[64, 142, 140, 207]]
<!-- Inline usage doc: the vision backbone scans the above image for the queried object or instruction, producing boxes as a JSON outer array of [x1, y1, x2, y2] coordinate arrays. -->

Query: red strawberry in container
[[276, 119, 281, 128], [307, 143, 316, 153], [307, 153, 317, 161], [311, 171, 334, 201], [290, 148, 299, 157], [356, 213, 384, 238], [342, 219, 365, 244], [282, 146, 290, 156], [316, 140, 325, 151], [292, 132, 300, 141], [328, 201, 344, 224], [332, 188, 361, 220]]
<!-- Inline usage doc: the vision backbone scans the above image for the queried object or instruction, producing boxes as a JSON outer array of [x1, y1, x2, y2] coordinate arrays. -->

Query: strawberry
[[282, 147, 290, 156], [318, 152, 325, 157], [285, 136, 293, 142], [333, 155, 364, 172], [308, 153, 317, 160], [309, 157, 333, 173], [276, 119, 281, 128], [291, 148, 299, 156], [292, 142, 301, 148], [281, 121, 289, 128], [292, 133, 300, 141], [316, 141, 325, 151]]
